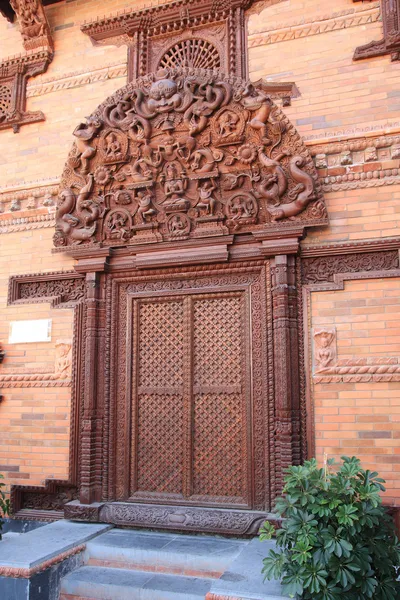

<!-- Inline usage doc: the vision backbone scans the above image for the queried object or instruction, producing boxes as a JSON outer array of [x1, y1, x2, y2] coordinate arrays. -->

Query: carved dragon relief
[[54, 68, 327, 249]]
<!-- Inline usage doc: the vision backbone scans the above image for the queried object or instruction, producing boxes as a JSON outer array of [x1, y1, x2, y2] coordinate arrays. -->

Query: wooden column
[[79, 270, 106, 505], [271, 254, 301, 495]]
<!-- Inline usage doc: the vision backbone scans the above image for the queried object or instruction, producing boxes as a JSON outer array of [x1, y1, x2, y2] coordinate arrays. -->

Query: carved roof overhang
[[354, 0, 400, 62], [53, 68, 327, 255]]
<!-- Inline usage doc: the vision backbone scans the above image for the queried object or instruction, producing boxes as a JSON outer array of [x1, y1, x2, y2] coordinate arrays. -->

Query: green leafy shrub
[[260, 456, 400, 600], [0, 474, 9, 541]]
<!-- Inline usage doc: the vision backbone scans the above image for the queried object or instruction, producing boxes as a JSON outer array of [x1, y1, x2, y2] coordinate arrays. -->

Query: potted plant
[[0, 474, 9, 541], [260, 456, 400, 599]]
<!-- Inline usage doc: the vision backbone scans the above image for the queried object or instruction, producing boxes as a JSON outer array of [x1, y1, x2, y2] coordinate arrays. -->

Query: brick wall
[[311, 278, 400, 502], [0, 0, 399, 502]]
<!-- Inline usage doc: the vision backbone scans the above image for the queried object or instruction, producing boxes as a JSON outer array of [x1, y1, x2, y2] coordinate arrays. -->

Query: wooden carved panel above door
[[54, 68, 326, 253]]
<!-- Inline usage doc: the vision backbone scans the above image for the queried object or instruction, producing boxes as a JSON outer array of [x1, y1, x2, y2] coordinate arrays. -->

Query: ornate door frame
[[62, 250, 305, 535]]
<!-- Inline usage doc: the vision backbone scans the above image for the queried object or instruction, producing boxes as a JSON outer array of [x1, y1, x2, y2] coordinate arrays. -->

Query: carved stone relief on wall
[[54, 68, 326, 250]]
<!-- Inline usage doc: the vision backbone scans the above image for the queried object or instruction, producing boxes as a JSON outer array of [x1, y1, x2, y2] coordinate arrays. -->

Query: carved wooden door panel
[[128, 292, 251, 508], [111, 266, 270, 513]]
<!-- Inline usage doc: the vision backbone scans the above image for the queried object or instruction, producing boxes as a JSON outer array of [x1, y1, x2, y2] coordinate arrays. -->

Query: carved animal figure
[[191, 147, 223, 173], [55, 176, 99, 243], [268, 156, 316, 221], [73, 117, 102, 174], [255, 147, 288, 206], [184, 81, 232, 136]]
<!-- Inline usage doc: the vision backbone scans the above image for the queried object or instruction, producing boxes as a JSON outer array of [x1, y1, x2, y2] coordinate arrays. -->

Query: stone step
[[60, 565, 214, 600], [84, 528, 247, 578]]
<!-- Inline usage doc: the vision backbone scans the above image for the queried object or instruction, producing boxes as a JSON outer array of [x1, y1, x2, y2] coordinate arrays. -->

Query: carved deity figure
[[147, 78, 183, 114], [197, 179, 218, 215], [314, 329, 336, 371], [105, 210, 130, 240], [104, 132, 122, 159], [55, 341, 72, 379], [217, 110, 239, 138]]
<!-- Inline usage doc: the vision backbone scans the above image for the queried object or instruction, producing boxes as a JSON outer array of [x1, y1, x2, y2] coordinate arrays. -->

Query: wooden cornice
[[81, 0, 255, 44]]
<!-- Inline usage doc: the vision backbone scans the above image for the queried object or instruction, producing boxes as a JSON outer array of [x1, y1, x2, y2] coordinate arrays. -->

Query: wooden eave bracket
[[353, 0, 400, 62], [9, 0, 54, 51]]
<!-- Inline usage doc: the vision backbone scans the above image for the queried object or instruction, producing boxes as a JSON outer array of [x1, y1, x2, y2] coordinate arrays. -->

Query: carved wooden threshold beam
[[354, 0, 400, 62], [0, 48, 53, 133]]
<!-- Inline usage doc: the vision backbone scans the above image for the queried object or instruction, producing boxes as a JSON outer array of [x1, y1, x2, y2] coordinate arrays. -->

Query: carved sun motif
[[159, 39, 221, 70]]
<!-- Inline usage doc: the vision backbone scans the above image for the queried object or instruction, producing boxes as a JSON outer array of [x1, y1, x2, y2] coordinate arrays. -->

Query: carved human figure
[[137, 190, 157, 223], [197, 179, 217, 215], [73, 117, 102, 174], [314, 329, 336, 371], [168, 213, 190, 235], [163, 163, 187, 201], [104, 132, 122, 159], [241, 88, 273, 142], [105, 210, 130, 240], [55, 341, 72, 379], [217, 110, 239, 138]]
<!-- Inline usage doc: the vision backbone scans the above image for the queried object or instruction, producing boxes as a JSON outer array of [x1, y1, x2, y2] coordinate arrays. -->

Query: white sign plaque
[[9, 319, 52, 344]]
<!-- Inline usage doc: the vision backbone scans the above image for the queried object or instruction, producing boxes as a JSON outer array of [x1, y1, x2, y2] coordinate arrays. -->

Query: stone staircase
[[59, 528, 288, 600]]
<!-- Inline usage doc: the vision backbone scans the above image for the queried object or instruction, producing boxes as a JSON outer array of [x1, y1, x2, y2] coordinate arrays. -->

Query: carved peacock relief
[[54, 68, 327, 248]]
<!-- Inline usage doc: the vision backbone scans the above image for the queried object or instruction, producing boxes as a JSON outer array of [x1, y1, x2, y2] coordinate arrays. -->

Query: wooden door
[[128, 291, 251, 508], [112, 267, 269, 514]]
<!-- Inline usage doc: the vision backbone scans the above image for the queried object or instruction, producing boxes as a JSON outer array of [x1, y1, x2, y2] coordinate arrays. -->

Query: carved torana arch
[[54, 68, 327, 250]]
